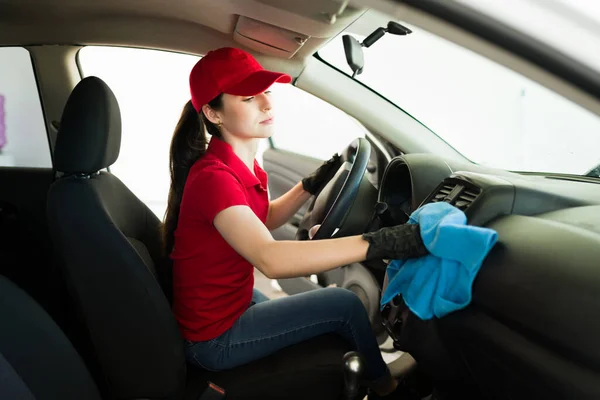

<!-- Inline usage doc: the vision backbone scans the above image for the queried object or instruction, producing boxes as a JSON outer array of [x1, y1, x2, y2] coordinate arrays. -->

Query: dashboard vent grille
[[431, 183, 456, 203], [454, 188, 480, 210], [428, 181, 481, 211]]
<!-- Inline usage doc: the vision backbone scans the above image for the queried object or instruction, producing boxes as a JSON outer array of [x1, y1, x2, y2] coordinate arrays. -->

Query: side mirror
[[342, 35, 364, 78]]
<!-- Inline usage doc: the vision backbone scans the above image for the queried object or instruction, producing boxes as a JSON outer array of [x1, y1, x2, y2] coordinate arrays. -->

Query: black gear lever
[[342, 351, 366, 400]]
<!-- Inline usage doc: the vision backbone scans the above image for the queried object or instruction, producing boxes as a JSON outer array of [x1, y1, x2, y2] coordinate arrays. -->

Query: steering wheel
[[295, 137, 371, 241]]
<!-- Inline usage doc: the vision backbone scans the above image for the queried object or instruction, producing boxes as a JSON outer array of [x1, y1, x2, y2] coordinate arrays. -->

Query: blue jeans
[[184, 287, 390, 384]]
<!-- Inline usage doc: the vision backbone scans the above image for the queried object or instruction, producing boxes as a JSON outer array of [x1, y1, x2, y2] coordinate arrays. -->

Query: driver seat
[[46, 76, 349, 400]]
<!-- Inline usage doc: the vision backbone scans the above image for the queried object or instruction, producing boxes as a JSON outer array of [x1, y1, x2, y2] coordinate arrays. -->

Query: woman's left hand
[[301, 153, 342, 195]]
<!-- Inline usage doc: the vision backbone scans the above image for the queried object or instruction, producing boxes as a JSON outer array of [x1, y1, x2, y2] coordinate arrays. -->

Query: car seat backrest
[[47, 76, 186, 399]]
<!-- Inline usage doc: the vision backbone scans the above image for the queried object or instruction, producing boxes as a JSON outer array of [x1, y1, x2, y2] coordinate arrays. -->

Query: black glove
[[301, 153, 342, 195], [362, 224, 428, 261]]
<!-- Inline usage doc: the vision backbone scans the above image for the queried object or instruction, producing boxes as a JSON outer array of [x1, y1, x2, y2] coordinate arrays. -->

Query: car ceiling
[[0, 0, 371, 67]]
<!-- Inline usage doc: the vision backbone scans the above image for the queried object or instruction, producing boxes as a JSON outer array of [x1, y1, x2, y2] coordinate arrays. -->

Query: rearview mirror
[[342, 35, 364, 78], [342, 21, 412, 78]]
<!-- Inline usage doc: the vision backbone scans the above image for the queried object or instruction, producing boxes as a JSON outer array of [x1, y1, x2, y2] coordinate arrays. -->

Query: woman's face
[[209, 89, 275, 140]]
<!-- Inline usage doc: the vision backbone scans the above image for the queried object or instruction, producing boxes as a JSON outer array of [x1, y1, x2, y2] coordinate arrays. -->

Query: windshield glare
[[318, 12, 600, 177]]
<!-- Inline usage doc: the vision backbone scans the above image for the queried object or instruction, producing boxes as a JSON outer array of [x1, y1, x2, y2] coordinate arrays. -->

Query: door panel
[[0, 167, 66, 324]]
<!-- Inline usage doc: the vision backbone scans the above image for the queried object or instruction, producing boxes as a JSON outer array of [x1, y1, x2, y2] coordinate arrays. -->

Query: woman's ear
[[202, 104, 222, 126]]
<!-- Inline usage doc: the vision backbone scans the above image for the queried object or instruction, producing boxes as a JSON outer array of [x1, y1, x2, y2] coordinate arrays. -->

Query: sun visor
[[234, 16, 310, 58]]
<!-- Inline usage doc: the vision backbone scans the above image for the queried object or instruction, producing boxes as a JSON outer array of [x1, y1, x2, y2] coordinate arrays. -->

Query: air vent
[[426, 180, 481, 211], [431, 184, 456, 203], [454, 188, 480, 210]]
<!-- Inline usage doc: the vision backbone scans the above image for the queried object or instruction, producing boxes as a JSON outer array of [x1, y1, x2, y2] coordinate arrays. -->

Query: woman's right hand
[[361, 224, 428, 261]]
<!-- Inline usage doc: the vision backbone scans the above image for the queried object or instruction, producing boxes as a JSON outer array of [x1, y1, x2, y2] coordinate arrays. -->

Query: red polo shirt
[[171, 137, 269, 341]]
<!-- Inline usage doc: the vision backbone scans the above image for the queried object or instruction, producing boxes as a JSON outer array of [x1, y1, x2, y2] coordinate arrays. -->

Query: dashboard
[[379, 153, 600, 226], [377, 153, 600, 398]]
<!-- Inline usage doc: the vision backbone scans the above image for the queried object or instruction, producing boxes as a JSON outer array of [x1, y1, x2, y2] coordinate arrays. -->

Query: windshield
[[460, 0, 600, 75], [318, 10, 600, 176]]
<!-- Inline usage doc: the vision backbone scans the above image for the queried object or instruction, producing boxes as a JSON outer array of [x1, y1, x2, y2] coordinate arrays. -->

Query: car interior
[[1, 0, 600, 399]]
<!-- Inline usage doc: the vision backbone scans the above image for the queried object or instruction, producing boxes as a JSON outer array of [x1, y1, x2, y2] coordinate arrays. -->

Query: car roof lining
[[0, 0, 366, 71]]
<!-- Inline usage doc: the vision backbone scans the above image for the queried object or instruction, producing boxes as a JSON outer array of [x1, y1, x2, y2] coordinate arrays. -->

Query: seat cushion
[[184, 334, 349, 400]]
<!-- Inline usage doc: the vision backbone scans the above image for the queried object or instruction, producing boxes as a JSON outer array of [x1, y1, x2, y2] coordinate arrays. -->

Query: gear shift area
[[342, 351, 367, 400]]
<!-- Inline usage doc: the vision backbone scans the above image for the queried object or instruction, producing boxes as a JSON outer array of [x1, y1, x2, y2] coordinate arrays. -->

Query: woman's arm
[[265, 182, 311, 231], [215, 205, 368, 279]]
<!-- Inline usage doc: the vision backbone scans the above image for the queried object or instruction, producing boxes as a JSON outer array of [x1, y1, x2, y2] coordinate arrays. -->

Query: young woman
[[164, 47, 428, 399]]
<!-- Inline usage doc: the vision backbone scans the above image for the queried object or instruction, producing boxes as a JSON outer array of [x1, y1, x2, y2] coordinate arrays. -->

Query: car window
[[318, 10, 600, 176], [0, 47, 52, 168], [268, 83, 366, 160]]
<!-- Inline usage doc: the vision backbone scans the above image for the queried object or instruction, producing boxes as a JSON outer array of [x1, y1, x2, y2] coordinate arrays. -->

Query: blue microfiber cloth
[[381, 202, 498, 320]]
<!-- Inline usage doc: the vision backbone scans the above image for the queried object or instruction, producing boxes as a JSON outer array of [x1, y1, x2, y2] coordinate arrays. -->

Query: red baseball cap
[[190, 47, 292, 112]]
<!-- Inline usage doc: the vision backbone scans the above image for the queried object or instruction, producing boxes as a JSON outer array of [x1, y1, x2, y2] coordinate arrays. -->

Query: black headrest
[[54, 76, 121, 174]]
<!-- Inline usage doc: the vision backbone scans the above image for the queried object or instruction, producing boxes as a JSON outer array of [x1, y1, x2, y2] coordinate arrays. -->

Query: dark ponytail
[[163, 95, 224, 255]]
